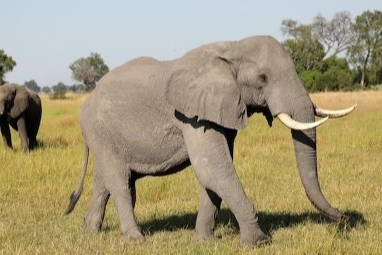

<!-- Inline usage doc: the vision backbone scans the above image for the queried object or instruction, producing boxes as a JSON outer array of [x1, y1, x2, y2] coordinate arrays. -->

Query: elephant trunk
[[290, 100, 348, 223]]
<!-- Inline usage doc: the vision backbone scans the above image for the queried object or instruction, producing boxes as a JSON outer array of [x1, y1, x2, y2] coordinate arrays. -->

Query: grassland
[[0, 91, 381, 254]]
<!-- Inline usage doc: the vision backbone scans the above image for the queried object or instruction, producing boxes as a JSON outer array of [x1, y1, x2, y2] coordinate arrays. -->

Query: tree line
[[281, 9, 382, 91], [1, 9, 381, 93], [0, 52, 109, 97]]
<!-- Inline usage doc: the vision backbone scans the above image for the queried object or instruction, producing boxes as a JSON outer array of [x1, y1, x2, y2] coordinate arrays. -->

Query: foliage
[[280, 19, 312, 39], [24, 80, 41, 93], [368, 64, 382, 85], [0, 49, 17, 85], [311, 11, 355, 57], [0, 92, 380, 254], [282, 9, 382, 91], [42, 86, 52, 94], [299, 70, 323, 92], [315, 67, 353, 91], [68, 83, 86, 93], [50, 82, 67, 99], [371, 84, 382, 90], [283, 38, 325, 73], [298, 57, 354, 92], [281, 18, 326, 75], [347, 10, 382, 87], [69, 53, 109, 91], [283, 11, 354, 58]]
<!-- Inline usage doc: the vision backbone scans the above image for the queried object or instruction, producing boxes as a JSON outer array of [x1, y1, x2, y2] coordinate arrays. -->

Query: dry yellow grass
[[311, 91, 382, 114], [0, 91, 381, 254]]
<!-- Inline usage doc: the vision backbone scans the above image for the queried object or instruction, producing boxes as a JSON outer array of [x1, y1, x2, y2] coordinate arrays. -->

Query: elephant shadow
[[136, 209, 366, 237]]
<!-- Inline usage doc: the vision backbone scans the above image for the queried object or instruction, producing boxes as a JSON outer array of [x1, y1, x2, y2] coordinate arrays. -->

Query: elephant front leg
[[195, 187, 221, 239], [183, 124, 270, 246], [16, 117, 29, 152], [0, 122, 13, 149]]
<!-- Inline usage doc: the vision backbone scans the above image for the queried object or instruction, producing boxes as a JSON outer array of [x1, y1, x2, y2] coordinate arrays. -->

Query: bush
[[371, 84, 382, 91], [299, 70, 322, 92], [49, 91, 67, 100], [315, 67, 353, 91], [50, 82, 68, 99]]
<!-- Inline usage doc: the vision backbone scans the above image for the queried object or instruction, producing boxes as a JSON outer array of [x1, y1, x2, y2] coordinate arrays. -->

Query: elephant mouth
[[247, 106, 273, 127]]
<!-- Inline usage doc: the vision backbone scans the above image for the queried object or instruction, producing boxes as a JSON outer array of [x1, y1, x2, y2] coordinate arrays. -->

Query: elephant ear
[[10, 86, 29, 119], [166, 57, 247, 130]]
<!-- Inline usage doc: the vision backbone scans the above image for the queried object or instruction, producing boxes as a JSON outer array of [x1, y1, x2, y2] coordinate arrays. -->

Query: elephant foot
[[83, 224, 101, 234], [4, 145, 13, 150], [83, 217, 102, 234], [241, 229, 271, 247], [195, 229, 214, 241], [22, 147, 29, 153], [121, 229, 145, 242]]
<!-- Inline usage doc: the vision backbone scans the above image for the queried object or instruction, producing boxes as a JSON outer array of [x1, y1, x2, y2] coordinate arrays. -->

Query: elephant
[[0, 83, 42, 152], [66, 35, 356, 246]]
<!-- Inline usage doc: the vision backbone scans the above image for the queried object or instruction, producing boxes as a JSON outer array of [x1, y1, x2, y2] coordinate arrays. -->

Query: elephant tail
[[65, 141, 89, 215]]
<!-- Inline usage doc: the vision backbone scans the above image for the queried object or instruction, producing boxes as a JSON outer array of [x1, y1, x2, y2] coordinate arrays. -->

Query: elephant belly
[[82, 95, 190, 175], [121, 121, 190, 175]]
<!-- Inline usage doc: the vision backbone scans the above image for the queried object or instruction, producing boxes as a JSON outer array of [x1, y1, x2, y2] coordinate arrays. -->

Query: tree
[[281, 16, 356, 92], [69, 53, 109, 91], [298, 57, 353, 92], [52, 82, 67, 93], [281, 19, 326, 73], [282, 12, 355, 59], [316, 65, 353, 91], [283, 38, 325, 73], [347, 10, 382, 87], [51, 82, 68, 99], [312, 11, 355, 57], [24, 80, 41, 92], [299, 70, 323, 92], [42, 86, 52, 94], [281, 19, 312, 40], [68, 83, 86, 93], [0, 49, 17, 85]]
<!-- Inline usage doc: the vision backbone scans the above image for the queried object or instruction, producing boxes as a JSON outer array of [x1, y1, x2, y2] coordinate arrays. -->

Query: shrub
[[299, 70, 322, 92], [49, 91, 67, 100], [316, 67, 353, 91]]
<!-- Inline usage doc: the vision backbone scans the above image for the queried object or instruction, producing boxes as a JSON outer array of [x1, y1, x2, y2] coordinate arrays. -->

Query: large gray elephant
[[0, 83, 42, 152], [66, 36, 355, 246]]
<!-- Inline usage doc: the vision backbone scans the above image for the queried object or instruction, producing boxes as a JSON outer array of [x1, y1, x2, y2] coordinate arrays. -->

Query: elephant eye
[[258, 74, 268, 83]]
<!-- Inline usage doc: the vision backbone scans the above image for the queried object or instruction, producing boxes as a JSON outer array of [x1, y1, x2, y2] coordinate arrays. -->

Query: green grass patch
[[0, 91, 381, 254]]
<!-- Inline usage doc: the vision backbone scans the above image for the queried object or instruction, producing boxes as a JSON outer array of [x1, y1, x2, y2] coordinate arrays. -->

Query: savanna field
[[0, 91, 381, 254]]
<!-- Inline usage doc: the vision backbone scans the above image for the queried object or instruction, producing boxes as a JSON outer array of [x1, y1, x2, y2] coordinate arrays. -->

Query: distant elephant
[[0, 83, 42, 152], [66, 36, 355, 246]]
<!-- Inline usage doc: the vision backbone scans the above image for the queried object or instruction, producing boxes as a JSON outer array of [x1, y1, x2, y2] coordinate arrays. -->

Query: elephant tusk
[[315, 104, 357, 118], [277, 113, 329, 130]]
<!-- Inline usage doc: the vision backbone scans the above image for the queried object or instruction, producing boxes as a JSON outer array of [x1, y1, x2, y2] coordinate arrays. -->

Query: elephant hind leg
[[83, 166, 110, 233], [104, 161, 144, 241], [27, 119, 41, 150], [195, 187, 222, 239]]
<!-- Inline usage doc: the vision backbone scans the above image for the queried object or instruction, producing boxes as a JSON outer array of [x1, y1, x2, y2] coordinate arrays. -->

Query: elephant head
[[0, 83, 29, 119], [166, 36, 354, 223]]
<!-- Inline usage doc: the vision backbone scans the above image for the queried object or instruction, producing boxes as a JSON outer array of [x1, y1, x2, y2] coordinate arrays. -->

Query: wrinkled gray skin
[[0, 83, 42, 153], [67, 36, 349, 246]]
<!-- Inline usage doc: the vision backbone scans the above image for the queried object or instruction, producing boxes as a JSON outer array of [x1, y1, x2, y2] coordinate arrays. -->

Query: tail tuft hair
[[65, 190, 82, 215]]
